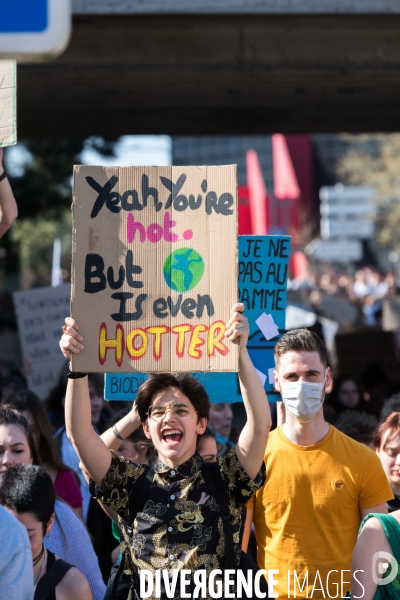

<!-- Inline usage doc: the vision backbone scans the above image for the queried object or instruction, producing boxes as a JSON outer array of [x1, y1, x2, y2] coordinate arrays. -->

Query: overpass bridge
[[17, 0, 400, 137]]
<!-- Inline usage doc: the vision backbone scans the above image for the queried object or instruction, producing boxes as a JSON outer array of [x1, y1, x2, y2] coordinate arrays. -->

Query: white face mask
[[280, 377, 326, 424]]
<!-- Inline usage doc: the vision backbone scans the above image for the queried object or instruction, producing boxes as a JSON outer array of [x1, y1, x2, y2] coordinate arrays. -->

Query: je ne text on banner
[[240, 235, 290, 399], [71, 166, 238, 374], [104, 235, 290, 401]]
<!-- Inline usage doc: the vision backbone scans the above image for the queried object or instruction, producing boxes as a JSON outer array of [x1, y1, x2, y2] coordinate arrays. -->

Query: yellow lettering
[[188, 325, 207, 359], [99, 323, 124, 367], [147, 326, 169, 360], [126, 328, 148, 359], [171, 324, 192, 357], [207, 321, 228, 356]]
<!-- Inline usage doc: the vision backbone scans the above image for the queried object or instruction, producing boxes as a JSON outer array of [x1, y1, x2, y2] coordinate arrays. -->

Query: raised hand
[[224, 302, 249, 349], [59, 317, 84, 361]]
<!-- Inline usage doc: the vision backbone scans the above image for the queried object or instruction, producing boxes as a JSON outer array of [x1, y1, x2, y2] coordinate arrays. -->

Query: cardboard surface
[[0, 60, 16, 146], [71, 165, 238, 373], [13, 285, 71, 399], [104, 235, 290, 401]]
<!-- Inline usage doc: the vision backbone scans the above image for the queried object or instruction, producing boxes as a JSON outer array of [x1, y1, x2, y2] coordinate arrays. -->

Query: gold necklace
[[33, 547, 47, 592]]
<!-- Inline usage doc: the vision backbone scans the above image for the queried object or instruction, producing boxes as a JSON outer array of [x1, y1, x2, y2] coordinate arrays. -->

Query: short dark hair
[[335, 410, 378, 445], [197, 427, 215, 443], [135, 373, 210, 423], [0, 405, 40, 465], [274, 329, 328, 368], [0, 464, 55, 533]]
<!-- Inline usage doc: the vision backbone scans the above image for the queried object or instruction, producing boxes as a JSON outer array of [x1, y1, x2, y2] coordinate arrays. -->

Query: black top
[[34, 550, 73, 600], [90, 448, 265, 599], [387, 494, 400, 513]]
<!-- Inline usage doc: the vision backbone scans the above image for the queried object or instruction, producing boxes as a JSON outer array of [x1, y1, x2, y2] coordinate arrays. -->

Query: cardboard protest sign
[[71, 166, 238, 373], [104, 235, 290, 401], [0, 60, 16, 147], [239, 235, 290, 399], [13, 285, 71, 399]]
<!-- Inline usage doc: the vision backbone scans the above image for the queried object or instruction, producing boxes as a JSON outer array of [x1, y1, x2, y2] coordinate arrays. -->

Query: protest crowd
[[2, 150, 400, 600], [289, 266, 398, 328]]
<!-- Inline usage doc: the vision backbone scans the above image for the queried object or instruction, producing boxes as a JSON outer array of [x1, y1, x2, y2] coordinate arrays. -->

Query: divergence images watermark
[[139, 557, 399, 600], [139, 569, 277, 599]]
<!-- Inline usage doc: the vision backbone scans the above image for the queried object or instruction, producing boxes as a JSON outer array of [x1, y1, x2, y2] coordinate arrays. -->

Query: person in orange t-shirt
[[243, 328, 393, 600]]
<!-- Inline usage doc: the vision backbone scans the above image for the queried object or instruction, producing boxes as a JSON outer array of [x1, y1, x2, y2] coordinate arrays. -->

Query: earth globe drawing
[[163, 248, 205, 292]]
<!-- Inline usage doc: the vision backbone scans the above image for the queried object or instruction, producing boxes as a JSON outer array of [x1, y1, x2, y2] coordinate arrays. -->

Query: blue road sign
[[0, 1, 48, 33], [0, 0, 70, 60], [104, 235, 291, 402]]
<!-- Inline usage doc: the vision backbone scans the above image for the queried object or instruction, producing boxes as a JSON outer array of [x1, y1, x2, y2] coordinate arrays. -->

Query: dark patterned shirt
[[90, 447, 265, 599]]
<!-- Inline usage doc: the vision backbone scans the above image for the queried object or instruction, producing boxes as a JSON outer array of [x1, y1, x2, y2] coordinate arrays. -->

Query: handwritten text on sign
[[104, 235, 290, 401], [13, 285, 71, 400], [239, 236, 290, 397], [71, 166, 238, 373]]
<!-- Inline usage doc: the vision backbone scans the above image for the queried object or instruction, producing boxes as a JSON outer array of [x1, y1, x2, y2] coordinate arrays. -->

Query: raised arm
[[225, 303, 271, 480], [0, 149, 18, 239], [100, 404, 141, 452], [60, 317, 112, 486]]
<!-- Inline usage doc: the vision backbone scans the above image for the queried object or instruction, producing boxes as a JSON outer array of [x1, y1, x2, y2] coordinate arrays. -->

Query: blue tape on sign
[[104, 235, 290, 402], [0, 0, 48, 33]]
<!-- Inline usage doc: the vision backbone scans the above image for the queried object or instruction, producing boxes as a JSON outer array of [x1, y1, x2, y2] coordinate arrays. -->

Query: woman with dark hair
[[0, 464, 91, 599], [0, 404, 40, 470], [4, 390, 82, 517], [329, 374, 363, 418], [0, 405, 106, 600]]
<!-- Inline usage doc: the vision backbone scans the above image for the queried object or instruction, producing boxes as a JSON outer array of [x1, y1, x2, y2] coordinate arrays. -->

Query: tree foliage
[[3, 138, 117, 288], [336, 134, 400, 248]]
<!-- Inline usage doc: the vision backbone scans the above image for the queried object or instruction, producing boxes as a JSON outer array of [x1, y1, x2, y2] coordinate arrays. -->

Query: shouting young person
[[60, 303, 271, 599]]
